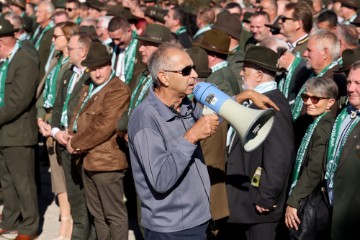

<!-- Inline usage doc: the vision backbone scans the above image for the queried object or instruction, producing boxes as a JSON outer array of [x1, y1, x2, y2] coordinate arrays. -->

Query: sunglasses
[[279, 15, 296, 23], [66, 7, 75, 12], [301, 94, 329, 104], [163, 65, 195, 76]]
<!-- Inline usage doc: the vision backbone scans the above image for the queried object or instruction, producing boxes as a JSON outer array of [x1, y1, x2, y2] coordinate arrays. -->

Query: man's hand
[[235, 90, 280, 111], [66, 135, 77, 154], [255, 204, 271, 214], [184, 114, 219, 144], [38, 119, 51, 137], [54, 130, 68, 146], [285, 205, 301, 230]]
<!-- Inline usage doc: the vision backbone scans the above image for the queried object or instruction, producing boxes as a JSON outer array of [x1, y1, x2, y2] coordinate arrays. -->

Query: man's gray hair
[[260, 37, 290, 54], [39, 1, 55, 14], [148, 42, 184, 86], [310, 29, 340, 61]]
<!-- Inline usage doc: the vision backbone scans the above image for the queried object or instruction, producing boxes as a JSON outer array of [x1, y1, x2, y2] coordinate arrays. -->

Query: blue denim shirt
[[128, 87, 211, 232]]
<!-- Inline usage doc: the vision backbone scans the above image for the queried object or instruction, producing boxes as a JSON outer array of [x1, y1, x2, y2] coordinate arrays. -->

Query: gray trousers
[[0, 146, 39, 236], [83, 169, 128, 240]]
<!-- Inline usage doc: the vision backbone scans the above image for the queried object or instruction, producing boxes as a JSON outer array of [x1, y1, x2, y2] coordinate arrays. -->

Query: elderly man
[[325, 60, 360, 240], [0, 19, 39, 240], [128, 42, 278, 239], [32, 1, 55, 79], [67, 41, 131, 240], [226, 46, 295, 240], [291, 29, 346, 121], [279, 1, 313, 56]]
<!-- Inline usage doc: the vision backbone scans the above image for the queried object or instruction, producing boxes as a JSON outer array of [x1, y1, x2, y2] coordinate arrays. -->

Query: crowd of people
[[0, 0, 359, 240]]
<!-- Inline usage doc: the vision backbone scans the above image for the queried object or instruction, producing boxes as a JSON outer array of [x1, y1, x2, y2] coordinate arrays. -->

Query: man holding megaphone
[[225, 46, 296, 240], [127, 43, 279, 240]]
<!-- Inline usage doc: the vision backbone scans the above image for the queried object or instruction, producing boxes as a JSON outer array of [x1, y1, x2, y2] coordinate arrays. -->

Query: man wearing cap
[[67, 40, 131, 240], [0, 18, 39, 240], [51, 33, 96, 240], [226, 46, 295, 240], [164, 6, 192, 48], [194, 29, 240, 96], [9, 0, 34, 35], [340, 0, 358, 24], [108, 16, 146, 91], [279, 1, 313, 56], [88, 0, 103, 19], [213, 10, 245, 91], [32, 1, 55, 80]]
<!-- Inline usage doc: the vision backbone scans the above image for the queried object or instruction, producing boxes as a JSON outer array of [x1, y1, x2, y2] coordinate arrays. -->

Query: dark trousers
[[223, 222, 279, 240], [144, 222, 208, 240], [0, 146, 39, 236], [58, 145, 96, 240], [83, 169, 128, 240]]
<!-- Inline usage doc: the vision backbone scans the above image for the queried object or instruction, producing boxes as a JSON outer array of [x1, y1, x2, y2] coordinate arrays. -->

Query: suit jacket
[[177, 31, 192, 49], [0, 44, 39, 146], [226, 89, 295, 223], [331, 118, 360, 240], [207, 66, 240, 96], [276, 58, 313, 103], [51, 67, 89, 129], [70, 77, 131, 172], [38, 27, 55, 81], [292, 36, 309, 57], [287, 113, 335, 209]]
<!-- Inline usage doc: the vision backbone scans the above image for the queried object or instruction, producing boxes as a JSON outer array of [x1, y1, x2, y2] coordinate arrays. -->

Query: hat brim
[[212, 25, 240, 41], [193, 42, 234, 55], [0, 30, 17, 38], [82, 56, 112, 69], [196, 69, 212, 78], [334, 66, 351, 73], [137, 36, 163, 44], [238, 59, 286, 73]]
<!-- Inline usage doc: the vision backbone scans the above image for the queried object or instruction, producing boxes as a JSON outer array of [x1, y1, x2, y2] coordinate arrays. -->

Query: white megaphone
[[193, 82, 275, 152]]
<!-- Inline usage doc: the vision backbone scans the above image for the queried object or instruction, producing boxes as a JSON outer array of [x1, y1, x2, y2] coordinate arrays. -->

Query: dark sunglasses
[[279, 15, 296, 23], [66, 7, 75, 12], [163, 65, 195, 76], [301, 94, 329, 104]]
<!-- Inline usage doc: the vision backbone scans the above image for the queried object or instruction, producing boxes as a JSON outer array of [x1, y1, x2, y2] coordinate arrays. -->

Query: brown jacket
[[70, 76, 131, 171]]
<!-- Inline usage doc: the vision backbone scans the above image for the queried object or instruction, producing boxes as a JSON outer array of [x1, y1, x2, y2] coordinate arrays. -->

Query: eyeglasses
[[67, 46, 82, 52], [53, 34, 65, 40], [163, 65, 195, 76], [279, 15, 296, 23], [65, 7, 75, 12], [301, 94, 329, 104]]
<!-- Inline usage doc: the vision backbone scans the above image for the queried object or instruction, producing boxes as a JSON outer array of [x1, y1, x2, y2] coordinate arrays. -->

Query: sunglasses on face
[[279, 15, 296, 23], [163, 65, 195, 76], [301, 93, 329, 104], [66, 7, 75, 12]]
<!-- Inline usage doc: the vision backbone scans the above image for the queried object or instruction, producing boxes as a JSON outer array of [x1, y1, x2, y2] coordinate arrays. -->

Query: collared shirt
[[128, 87, 211, 232]]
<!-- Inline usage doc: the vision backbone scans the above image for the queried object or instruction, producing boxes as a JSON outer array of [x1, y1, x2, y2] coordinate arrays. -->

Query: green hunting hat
[[193, 29, 233, 55], [186, 46, 212, 78], [145, 6, 167, 24], [106, 4, 124, 16], [0, 18, 17, 37], [88, 0, 103, 11], [213, 10, 242, 41], [9, 0, 26, 9], [53, 0, 66, 9], [238, 46, 286, 73], [82, 41, 112, 68], [137, 24, 172, 44]]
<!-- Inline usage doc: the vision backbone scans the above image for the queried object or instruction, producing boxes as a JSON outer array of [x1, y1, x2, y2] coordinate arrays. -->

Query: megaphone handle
[[202, 105, 216, 115]]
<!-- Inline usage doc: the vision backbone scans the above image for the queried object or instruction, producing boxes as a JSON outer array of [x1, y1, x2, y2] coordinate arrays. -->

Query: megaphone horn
[[193, 82, 275, 152]]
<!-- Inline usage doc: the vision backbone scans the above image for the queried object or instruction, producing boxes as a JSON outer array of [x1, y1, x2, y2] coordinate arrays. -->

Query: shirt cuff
[[51, 127, 60, 138]]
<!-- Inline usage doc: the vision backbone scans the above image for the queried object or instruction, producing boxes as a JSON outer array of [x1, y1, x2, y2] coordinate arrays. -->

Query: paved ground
[[0, 163, 61, 240], [0, 162, 139, 240]]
